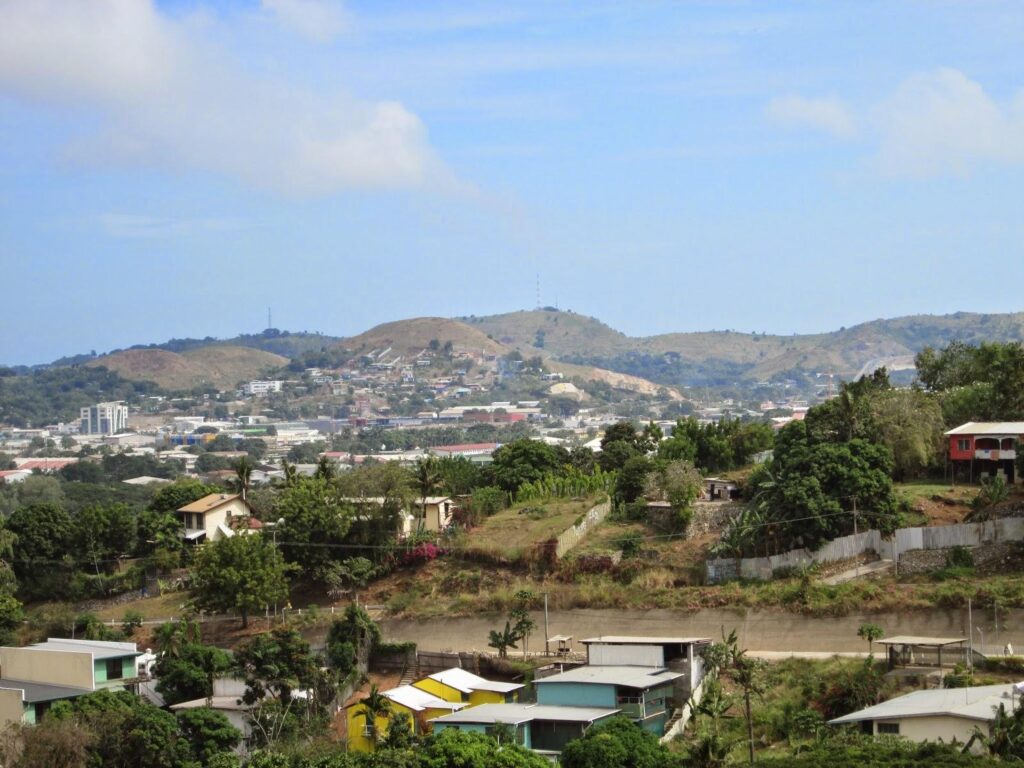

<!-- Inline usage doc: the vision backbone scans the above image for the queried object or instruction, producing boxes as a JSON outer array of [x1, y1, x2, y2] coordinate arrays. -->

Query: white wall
[[588, 644, 664, 667]]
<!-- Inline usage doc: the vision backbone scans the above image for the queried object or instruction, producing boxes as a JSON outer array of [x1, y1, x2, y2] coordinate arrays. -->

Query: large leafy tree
[[73, 503, 136, 572], [274, 476, 354, 579], [560, 716, 682, 768], [490, 439, 568, 493], [155, 639, 232, 706], [176, 707, 241, 764], [190, 534, 289, 627], [234, 628, 322, 707], [747, 420, 898, 552]]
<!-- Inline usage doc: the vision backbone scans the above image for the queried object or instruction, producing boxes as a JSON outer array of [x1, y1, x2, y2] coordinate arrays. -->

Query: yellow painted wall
[[413, 678, 466, 703], [0, 688, 25, 729], [0, 648, 93, 689], [469, 690, 507, 706], [347, 701, 417, 753]]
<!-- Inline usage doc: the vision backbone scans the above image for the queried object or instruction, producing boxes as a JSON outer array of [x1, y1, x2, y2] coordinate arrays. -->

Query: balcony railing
[[975, 449, 1016, 461]]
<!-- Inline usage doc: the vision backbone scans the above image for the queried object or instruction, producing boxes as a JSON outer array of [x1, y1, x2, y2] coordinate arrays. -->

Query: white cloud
[[0, 0, 453, 195], [261, 0, 349, 44], [765, 94, 856, 139], [873, 68, 1024, 177]]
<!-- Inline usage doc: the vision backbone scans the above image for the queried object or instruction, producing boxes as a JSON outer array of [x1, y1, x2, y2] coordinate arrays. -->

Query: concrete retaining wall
[[555, 501, 611, 558]]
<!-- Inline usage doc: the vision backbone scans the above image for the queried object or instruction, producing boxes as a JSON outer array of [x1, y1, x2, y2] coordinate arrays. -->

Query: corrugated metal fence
[[705, 517, 1024, 583]]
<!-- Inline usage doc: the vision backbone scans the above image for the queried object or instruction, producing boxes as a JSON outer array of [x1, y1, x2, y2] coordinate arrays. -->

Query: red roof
[[430, 443, 499, 453], [16, 459, 78, 471]]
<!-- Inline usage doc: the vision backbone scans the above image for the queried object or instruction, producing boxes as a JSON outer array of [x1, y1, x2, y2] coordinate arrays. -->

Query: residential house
[[176, 493, 258, 543], [0, 639, 142, 727], [946, 422, 1023, 484], [829, 683, 1020, 753], [534, 665, 682, 735], [413, 668, 523, 706], [169, 678, 252, 754], [430, 703, 618, 756], [0, 470, 32, 484], [581, 635, 710, 704], [346, 684, 466, 752], [414, 496, 456, 532]]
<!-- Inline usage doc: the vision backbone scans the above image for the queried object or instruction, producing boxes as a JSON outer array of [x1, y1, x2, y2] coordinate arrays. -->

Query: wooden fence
[[705, 517, 1024, 583]]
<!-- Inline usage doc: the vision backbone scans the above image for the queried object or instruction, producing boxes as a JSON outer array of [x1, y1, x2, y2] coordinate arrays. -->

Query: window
[[105, 658, 124, 680], [957, 439, 970, 452], [877, 722, 900, 735], [363, 725, 374, 737]]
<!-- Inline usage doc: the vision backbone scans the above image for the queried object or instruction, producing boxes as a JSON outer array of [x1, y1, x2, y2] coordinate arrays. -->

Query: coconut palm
[[235, 456, 253, 502], [414, 457, 441, 528], [357, 684, 393, 747]]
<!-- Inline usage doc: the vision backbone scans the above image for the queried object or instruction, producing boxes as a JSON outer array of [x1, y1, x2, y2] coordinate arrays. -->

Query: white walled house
[[176, 493, 259, 543]]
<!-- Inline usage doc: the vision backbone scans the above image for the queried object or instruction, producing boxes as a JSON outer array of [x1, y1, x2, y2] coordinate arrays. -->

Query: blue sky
[[2, 0, 1023, 365]]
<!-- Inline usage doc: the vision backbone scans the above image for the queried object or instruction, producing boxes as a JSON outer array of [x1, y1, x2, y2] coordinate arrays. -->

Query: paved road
[[325, 607, 1024, 655]]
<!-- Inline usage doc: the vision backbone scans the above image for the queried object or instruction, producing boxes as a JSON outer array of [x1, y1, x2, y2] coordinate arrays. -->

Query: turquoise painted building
[[534, 665, 683, 735], [0, 638, 142, 726], [430, 703, 619, 755]]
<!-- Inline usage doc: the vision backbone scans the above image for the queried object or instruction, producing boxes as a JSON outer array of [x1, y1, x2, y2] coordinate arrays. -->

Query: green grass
[[466, 495, 603, 555], [894, 481, 973, 499]]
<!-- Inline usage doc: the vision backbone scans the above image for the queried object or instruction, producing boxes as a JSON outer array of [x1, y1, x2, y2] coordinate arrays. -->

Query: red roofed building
[[13, 458, 79, 473]]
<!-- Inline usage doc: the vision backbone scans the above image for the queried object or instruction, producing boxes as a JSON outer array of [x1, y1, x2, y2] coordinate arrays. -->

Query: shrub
[[401, 543, 444, 566], [121, 609, 144, 635], [947, 546, 974, 569]]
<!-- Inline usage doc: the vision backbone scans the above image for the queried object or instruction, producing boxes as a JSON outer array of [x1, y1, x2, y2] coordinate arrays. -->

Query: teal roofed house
[[0, 638, 142, 727], [430, 703, 619, 757]]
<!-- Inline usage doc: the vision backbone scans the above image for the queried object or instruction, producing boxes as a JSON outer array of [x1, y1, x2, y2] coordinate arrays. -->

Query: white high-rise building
[[80, 401, 129, 435]]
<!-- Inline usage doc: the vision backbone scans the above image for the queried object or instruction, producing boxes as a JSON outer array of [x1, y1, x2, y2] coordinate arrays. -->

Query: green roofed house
[[0, 638, 142, 727], [430, 703, 619, 757]]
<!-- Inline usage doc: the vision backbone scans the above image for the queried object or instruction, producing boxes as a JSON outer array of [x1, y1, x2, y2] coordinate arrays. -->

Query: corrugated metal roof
[[177, 493, 242, 513], [382, 684, 466, 713], [945, 422, 1024, 436], [830, 684, 1016, 725], [581, 636, 711, 645], [534, 665, 682, 690], [876, 636, 966, 647], [422, 668, 523, 694], [429, 703, 619, 726], [30, 638, 140, 660], [0, 679, 92, 703]]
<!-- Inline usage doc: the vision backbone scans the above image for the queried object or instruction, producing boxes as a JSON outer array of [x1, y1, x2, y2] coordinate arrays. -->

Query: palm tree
[[357, 684, 393, 747], [280, 458, 297, 487], [235, 456, 253, 503], [857, 623, 885, 656], [414, 457, 441, 528]]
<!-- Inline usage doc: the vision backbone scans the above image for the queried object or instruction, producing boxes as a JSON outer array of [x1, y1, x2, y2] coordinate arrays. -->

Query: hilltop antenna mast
[[535, 273, 541, 310], [267, 307, 272, 330]]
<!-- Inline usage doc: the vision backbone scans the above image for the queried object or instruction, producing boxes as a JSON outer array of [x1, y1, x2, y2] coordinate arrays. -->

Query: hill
[[87, 346, 288, 391], [467, 309, 1024, 388], [338, 317, 507, 359]]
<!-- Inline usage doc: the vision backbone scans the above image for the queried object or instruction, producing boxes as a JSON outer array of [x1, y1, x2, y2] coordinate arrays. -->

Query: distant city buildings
[[241, 380, 283, 396], [79, 401, 128, 435]]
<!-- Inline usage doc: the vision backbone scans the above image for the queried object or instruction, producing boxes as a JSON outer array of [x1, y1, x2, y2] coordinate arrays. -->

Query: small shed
[[877, 636, 967, 671]]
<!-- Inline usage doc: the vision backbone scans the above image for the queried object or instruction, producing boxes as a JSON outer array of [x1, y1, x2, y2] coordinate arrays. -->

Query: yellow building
[[413, 667, 523, 707], [346, 684, 465, 752]]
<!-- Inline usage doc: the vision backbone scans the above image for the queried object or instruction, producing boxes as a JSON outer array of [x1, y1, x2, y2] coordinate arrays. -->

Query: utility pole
[[968, 598, 974, 672], [852, 499, 859, 576], [543, 593, 550, 656]]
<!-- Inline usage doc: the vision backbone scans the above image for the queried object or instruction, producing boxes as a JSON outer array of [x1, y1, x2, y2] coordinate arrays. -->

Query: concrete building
[[79, 401, 129, 435], [0, 639, 142, 726], [829, 683, 1020, 752]]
